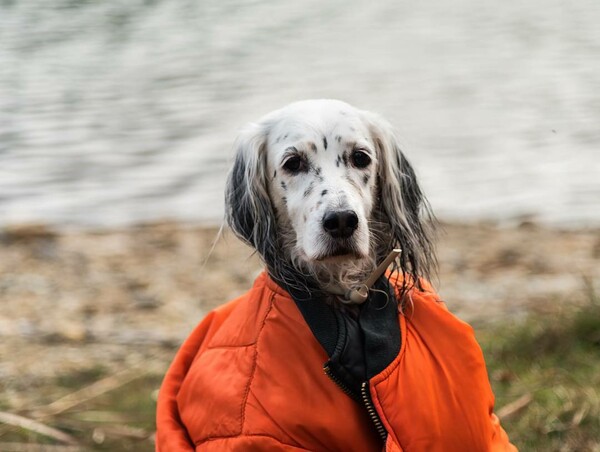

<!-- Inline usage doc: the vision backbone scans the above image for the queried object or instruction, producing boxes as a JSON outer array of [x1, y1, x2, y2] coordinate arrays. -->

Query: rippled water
[[1, 0, 599, 228]]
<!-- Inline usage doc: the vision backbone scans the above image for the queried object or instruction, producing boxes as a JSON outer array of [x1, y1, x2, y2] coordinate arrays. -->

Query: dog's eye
[[283, 156, 307, 174], [351, 150, 371, 169]]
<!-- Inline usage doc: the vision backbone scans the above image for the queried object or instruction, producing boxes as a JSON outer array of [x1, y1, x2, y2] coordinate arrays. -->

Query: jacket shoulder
[[373, 276, 499, 450], [156, 272, 279, 449], [387, 272, 450, 313], [202, 273, 276, 349]]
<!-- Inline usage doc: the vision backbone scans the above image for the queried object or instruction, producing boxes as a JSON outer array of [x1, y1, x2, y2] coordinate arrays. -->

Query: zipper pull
[[345, 249, 401, 303]]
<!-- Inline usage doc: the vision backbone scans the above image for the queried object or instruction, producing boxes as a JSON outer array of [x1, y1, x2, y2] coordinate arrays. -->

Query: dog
[[225, 98, 436, 301], [156, 99, 515, 451]]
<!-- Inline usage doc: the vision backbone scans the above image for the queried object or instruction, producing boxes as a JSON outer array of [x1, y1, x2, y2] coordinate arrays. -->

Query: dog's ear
[[362, 111, 437, 287], [225, 121, 278, 263]]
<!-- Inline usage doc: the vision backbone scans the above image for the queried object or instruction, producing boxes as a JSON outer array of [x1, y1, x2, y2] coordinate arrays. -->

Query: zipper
[[361, 381, 387, 441], [323, 363, 357, 400], [324, 363, 388, 442]]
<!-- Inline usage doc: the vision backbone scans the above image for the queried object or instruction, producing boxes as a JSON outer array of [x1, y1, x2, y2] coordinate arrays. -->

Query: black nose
[[322, 210, 359, 239]]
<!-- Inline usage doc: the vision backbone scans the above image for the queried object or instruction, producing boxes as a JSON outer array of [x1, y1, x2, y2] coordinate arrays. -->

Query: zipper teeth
[[323, 364, 355, 399], [361, 382, 387, 441], [324, 365, 388, 442]]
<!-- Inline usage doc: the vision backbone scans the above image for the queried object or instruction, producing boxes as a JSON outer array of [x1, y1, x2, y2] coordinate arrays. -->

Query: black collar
[[279, 275, 401, 399]]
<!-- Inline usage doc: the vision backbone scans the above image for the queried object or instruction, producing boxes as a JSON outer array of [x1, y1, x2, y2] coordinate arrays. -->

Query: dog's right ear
[[361, 110, 437, 289], [225, 121, 278, 262]]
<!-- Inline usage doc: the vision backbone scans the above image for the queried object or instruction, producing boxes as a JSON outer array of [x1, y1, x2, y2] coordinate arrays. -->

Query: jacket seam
[[239, 290, 276, 435], [205, 343, 254, 350], [195, 433, 310, 449], [264, 273, 290, 297]]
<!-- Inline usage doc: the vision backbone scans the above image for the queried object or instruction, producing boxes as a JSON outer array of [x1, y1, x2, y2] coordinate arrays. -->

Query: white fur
[[225, 99, 435, 301], [265, 100, 377, 262]]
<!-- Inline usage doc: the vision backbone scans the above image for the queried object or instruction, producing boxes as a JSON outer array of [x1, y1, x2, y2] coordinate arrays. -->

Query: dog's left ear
[[361, 111, 437, 286], [225, 121, 279, 265]]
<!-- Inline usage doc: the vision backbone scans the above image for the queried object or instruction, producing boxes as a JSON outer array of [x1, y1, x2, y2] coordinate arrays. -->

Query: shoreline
[[1, 220, 598, 378], [3, 216, 600, 234], [2, 220, 598, 340]]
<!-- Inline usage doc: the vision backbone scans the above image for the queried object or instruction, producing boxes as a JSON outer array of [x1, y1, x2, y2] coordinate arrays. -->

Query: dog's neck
[[277, 222, 395, 303]]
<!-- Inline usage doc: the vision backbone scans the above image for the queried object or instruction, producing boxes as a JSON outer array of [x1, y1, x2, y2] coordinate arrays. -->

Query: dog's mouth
[[314, 241, 366, 262]]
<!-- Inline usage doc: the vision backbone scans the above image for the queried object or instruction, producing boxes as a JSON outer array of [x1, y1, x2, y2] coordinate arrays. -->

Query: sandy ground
[[0, 221, 598, 413]]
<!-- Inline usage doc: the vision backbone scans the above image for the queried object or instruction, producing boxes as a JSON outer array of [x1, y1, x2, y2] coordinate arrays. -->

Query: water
[[1, 0, 599, 228]]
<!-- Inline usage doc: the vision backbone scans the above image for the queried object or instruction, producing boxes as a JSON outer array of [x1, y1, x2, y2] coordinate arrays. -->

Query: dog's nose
[[322, 210, 359, 239]]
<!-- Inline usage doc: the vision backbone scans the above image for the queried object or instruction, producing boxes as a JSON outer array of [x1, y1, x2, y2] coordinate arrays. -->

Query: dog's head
[[225, 99, 435, 297]]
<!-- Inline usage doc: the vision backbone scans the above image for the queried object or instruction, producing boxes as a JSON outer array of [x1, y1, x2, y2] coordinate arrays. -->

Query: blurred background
[[0, 0, 599, 450]]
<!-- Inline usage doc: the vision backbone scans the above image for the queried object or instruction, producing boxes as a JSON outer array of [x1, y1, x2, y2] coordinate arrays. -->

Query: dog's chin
[[315, 253, 364, 265]]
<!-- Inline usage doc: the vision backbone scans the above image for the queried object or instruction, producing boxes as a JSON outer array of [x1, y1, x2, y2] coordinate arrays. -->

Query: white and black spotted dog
[[225, 99, 435, 300]]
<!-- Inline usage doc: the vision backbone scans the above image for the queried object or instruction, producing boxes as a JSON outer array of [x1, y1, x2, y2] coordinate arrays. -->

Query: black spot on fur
[[273, 170, 277, 178], [341, 151, 349, 167], [280, 181, 287, 191], [314, 167, 321, 176], [336, 135, 342, 143], [282, 196, 287, 205], [345, 175, 360, 190], [321, 189, 328, 197], [284, 134, 288, 140], [310, 142, 317, 152], [303, 182, 314, 198], [323, 136, 328, 150], [363, 174, 370, 185]]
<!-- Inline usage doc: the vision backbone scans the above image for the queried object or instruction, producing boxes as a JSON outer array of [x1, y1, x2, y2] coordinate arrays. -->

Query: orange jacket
[[156, 272, 516, 451]]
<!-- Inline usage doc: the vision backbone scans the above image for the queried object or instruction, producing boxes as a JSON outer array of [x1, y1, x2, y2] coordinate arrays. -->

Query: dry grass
[[0, 376, 162, 451], [479, 280, 600, 451]]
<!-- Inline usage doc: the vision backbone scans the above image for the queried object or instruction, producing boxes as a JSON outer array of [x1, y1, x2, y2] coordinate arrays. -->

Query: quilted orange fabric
[[156, 272, 516, 451]]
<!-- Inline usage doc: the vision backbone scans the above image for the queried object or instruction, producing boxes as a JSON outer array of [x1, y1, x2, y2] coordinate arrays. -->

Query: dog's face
[[226, 99, 434, 293], [265, 103, 377, 263]]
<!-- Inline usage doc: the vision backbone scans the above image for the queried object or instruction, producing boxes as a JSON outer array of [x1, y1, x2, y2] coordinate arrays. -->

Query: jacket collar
[[264, 271, 401, 399]]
